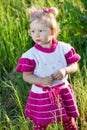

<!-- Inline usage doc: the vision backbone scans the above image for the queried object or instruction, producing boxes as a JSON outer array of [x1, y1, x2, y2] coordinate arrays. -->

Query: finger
[[48, 80, 52, 84], [48, 80, 53, 85], [53, 74, 59, 79], [47, 82, 52, 86], [55, 75, 62, 80], [53, 72, 59, 77], [48, 77, 53, 82]]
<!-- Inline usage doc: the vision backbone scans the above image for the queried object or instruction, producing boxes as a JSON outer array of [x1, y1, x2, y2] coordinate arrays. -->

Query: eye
[[31, 30, 35, 33], [39, 30, 43, 32], [39, 30, 45, 32]]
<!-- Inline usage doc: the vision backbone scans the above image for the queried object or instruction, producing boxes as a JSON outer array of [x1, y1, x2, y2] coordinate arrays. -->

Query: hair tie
[[27, 7, 38, 15], [42, 8, 53, 13], [28, 7, 54, 15], [31, 8, 38, 14]]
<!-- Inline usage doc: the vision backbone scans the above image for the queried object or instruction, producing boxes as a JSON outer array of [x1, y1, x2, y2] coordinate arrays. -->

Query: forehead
[[30, 20, 47, 29]]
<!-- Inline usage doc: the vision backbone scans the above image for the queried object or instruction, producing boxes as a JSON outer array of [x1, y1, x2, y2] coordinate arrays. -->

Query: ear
[[51, 28, 56, 35]]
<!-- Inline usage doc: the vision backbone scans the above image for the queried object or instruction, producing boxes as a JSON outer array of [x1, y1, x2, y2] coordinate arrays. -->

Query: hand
[[41, 76, 53, 86], [52, 68, 66, 80]]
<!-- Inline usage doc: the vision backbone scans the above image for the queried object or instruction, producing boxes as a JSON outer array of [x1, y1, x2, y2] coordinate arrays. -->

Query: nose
[[35, 31, 40, 37]]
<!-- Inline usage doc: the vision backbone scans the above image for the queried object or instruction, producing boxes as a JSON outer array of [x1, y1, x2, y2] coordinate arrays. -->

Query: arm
[[64, 62, 78, 75], [23, 72, 53, 86], [53, 62, 78, 80]]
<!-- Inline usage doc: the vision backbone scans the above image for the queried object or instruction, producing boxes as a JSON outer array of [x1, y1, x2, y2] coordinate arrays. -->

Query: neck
[[41, 40, 52, 48]]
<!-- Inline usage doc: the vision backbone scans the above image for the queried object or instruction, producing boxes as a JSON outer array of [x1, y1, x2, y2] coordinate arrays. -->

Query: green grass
[[0, 0, 87, 130]]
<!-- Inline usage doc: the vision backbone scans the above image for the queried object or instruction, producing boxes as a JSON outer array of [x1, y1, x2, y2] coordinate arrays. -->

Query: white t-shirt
[[16, 40, 81, 93]]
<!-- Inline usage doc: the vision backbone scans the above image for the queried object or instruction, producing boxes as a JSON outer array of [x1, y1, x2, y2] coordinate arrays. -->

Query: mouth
[[36, 39, 41, 43]]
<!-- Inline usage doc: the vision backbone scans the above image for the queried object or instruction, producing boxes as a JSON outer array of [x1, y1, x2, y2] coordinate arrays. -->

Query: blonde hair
[[27, 7, 60, 37]]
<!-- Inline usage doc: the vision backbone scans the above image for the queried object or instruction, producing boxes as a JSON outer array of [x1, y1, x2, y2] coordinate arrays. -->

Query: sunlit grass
[[1, 75, 87, 130], [0, 0, 87, 130]]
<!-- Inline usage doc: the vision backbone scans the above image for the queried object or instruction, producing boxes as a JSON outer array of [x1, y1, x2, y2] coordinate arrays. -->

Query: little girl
[[16, 7, 81, 130]]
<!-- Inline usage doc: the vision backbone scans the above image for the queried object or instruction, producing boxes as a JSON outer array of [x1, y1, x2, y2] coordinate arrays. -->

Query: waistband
[[35, 83, 66, 105], [35, 82, 65, 91]]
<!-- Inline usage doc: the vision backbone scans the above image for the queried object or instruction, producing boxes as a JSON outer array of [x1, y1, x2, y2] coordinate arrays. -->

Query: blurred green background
[[0, 0, 87, 130]]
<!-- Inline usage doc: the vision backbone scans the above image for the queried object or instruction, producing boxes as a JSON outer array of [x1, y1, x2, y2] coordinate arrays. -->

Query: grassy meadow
[[0, 0, 87, 130]]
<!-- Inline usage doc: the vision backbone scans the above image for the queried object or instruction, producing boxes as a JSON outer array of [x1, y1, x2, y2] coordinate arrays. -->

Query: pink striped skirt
[[24, 84, 79, 125]]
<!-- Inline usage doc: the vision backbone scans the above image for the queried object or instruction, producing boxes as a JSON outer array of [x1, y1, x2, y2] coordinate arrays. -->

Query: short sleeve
[[16, 58, 36, 72], [64, 45, 81, 64], [16, 48, 36, 72], [60, 42, 81, 64]]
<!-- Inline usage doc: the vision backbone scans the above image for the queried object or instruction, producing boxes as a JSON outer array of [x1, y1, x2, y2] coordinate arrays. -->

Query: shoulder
[[22, 47, 36, 59], [58, 41, 73, 54], [58, 41, 72, 48], [58, 41, 81, 64], [16, 47, 36, 73]]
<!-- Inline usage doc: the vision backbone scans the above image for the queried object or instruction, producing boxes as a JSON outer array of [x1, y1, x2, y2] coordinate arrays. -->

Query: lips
[[36, 39, 41, 43]]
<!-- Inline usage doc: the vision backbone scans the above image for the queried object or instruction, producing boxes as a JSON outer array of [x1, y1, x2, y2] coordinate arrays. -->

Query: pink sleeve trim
[[16, 58, 36, 72], [65, 48, 81, 64]]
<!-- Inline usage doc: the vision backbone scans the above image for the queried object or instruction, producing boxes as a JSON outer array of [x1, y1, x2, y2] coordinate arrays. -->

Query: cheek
[[31, 33, 35, 38], [42, 33, 49, 38], [44, 34, 51, 39], [41, 35, 48, 40], [30, 35, 35, 41]]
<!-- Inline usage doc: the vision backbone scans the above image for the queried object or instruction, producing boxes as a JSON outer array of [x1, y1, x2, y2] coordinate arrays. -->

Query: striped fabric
[[34, 123, 47, 130], [24, 84, 79, 125], [63, 117, 78, 130]]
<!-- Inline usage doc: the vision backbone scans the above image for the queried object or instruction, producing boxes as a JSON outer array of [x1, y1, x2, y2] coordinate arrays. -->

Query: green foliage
[[0, 0, 87, 130], [0, 0, 32, 74]]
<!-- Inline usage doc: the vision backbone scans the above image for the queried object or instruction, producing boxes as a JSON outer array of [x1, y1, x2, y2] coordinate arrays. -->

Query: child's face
[[30, 20, 53, 47]]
